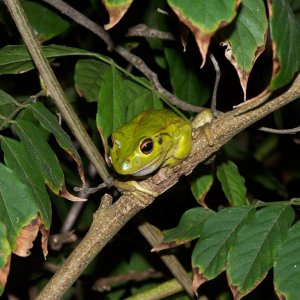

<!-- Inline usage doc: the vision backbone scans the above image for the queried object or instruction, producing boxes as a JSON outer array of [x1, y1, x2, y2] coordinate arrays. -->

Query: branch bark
[[37, 74, 300, 299]]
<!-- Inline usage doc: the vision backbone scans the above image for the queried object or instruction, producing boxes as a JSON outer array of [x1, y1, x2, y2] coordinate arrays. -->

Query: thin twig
[[209, 53, 221, 115], [126, 24, 175, 40], [41, 0, 114, 51], [259, 125, 300, 134], [93, 269, 164, 292]]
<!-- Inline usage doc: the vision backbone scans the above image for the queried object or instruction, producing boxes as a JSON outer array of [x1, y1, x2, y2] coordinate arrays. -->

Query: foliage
[[0, 0, 299, 299]]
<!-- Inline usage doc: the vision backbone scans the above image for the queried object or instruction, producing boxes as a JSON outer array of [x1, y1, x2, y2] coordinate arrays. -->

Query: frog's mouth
[[129, 152, 167, 177]]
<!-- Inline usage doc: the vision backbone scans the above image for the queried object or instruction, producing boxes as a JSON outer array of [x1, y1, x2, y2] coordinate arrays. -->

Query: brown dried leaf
[[102, 1, 133, 30], [192, 267, 208, 295], [14, 218, 41, 257], [59, 185, 87, 202]]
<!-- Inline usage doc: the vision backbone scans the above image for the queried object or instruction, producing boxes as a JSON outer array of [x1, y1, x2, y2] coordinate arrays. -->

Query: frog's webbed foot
[[203, 123, 214, 146], [114, 179, 158, 197], [192, 108, 215, 146]]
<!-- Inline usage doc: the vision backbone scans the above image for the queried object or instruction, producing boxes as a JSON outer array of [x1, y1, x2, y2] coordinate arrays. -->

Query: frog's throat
[[129, 151, 168, 177]]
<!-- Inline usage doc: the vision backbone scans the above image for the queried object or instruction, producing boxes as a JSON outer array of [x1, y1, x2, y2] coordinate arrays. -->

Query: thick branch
[[37, 74, 300, 299]]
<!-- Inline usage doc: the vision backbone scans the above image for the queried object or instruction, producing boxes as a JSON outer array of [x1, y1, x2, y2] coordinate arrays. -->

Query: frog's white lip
[[127, 152, 167, 177]]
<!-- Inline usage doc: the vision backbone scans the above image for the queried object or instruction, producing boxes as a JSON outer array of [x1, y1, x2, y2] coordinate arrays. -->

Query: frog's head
[[108, 128, 173, 176]]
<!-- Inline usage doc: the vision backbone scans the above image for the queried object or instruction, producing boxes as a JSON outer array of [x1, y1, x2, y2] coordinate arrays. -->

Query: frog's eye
[[140, 138, 154, 154], [107, 135, 114, 148]]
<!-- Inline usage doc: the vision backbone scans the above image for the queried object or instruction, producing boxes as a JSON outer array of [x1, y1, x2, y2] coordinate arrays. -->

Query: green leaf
[[14, 120, 64, 195], [97, 67, 163, 141], [0, 163, 38, 250], [28, 102, 85, 184], [0, 89, 18, 129], [165, 48, 209, 106], [0, 44, 110, 75], [190, 174, 214, 206], [162, 207, 216, 246], [102, 0, 133, 30], [227, 204, 294, 298], [0, 222, 10, 296], [97, 67, 128, 141], [220, 0, 268, 99], [216, 161, 247, 206], [167, 0, 240, 64], [23, 1, 70, 42], [269, 0, 300, 90], [274, 220, 300, 299], [74, 59, 110, 102], [192, 206, 254, 289], [1, 137, 52, 229], [123, 79, 163, 121]]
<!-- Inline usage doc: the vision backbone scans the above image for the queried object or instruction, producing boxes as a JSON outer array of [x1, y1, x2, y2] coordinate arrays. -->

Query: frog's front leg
[[192, 108, 214, 146], [114, 179, 158, 197]]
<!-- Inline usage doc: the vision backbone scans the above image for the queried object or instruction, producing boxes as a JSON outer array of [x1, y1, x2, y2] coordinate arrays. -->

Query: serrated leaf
[[216, 161, 247, 206], [14, 120, 64, 194], [14, 120, 85, 201], [1, 137, 52, 229], [274, 221, 300, 299], [165, 48, 209, 106], [220, 0, 268, 99], [102, 0, 133, 30], [268, 0, 300, 90], [167, 0, 241, 66], [28, 102, 85, 185], [0, 89, 18, 129], [0, 44, 110, 75], [227, 204, 294, 299], [192, 206, 253, 291], [190, 174, 214, 207], [159, 208, 215, 250], [0, 163, 39, 250], [0, 222, 11, 295], [74, 59, 110, 102], [23, 1, 70, 42]]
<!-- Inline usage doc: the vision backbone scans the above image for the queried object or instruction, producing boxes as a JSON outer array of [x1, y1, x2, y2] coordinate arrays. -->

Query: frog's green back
[[124, 109, 187, 137]]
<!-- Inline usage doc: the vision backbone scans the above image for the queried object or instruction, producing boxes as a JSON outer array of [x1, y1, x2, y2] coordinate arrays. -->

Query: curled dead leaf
[[60, 185, 87, 202], [192, 267, 208, 295], [14, 218, 41, 257], [14, 215, 49, 258]]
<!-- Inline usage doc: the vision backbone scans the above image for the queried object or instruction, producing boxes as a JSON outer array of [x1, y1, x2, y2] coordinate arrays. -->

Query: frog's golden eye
[[140, 138, 154, 154], [107, 135, 114, 148]]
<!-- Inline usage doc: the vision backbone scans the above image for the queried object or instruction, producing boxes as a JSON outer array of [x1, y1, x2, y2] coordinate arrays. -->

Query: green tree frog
[[107, 109, 213, 195]]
